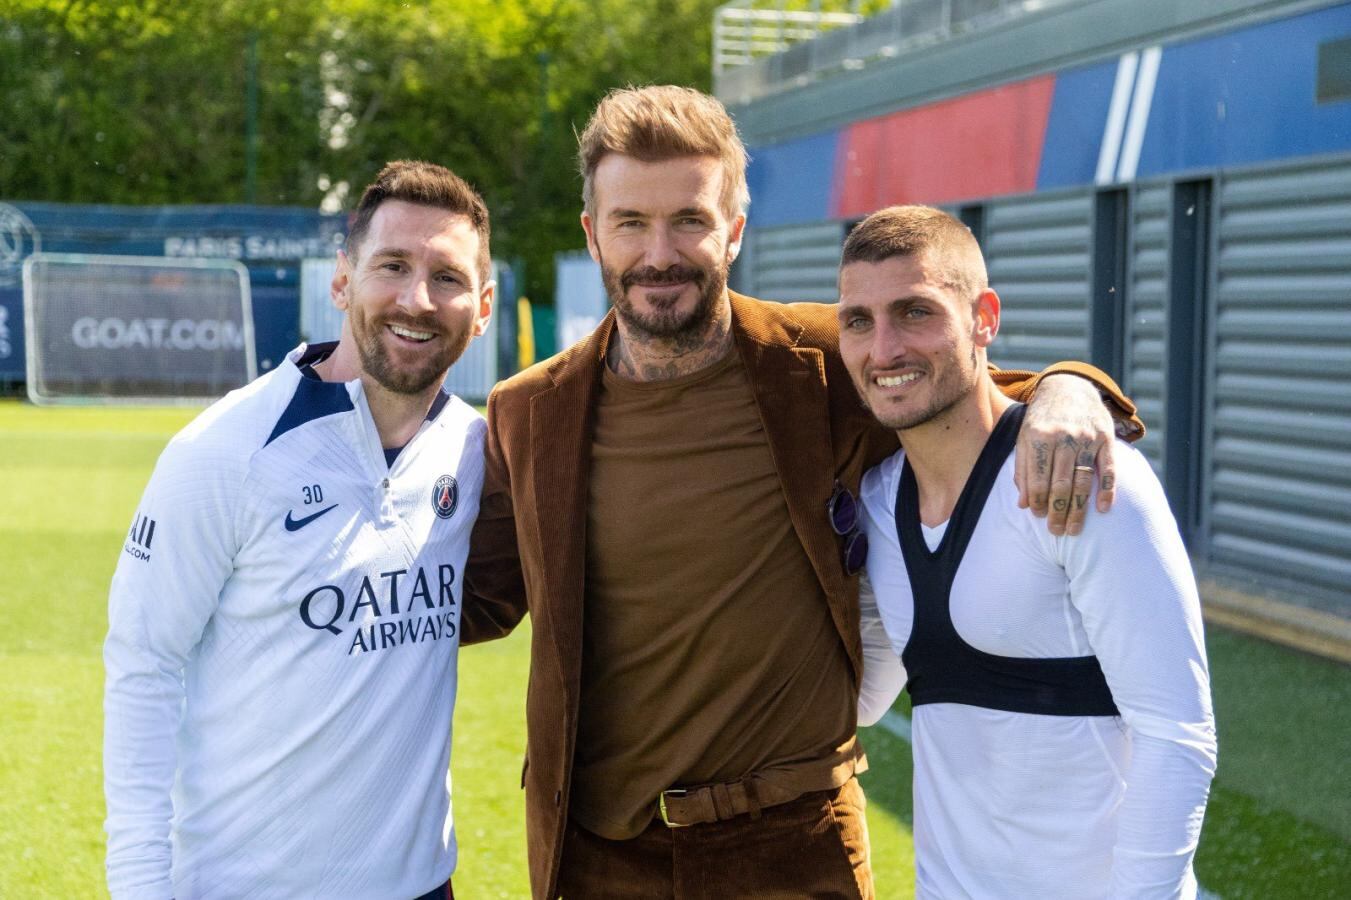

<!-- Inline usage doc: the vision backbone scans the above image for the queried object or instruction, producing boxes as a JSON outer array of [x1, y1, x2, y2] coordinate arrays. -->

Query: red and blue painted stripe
[[744, 2, 1351, 227]]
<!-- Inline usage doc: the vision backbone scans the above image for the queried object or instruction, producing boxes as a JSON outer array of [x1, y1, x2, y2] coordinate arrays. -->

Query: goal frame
[[23, 252, 257, 406]]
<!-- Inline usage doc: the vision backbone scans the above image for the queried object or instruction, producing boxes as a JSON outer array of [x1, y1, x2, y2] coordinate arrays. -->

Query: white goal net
[[23, 253, 256, 405]]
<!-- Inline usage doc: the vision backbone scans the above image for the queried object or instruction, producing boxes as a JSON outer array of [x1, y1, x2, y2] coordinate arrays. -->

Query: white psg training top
[[857, 437, 1217, 900], [104, 343, 485, 900]]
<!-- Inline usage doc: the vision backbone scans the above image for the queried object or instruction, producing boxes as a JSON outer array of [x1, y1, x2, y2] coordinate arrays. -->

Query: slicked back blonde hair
[[578, 85, 750, 220], [841, 205, 988, 303]]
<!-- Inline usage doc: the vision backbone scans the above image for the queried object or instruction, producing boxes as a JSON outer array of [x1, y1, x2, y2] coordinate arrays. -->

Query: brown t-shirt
[[569, 347, 862, 839]]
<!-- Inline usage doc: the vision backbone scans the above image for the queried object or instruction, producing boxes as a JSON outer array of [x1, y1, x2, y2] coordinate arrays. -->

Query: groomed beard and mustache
[[597, 251, 729, 344], [348, 306, 474, 395]]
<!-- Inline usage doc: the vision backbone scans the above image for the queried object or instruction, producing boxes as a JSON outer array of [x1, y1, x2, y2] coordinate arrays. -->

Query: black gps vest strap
[[897, 403, 1119, 717]]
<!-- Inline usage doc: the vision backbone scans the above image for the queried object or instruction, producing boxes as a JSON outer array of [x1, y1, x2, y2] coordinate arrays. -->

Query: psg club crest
[[432, 474, 458, 519]]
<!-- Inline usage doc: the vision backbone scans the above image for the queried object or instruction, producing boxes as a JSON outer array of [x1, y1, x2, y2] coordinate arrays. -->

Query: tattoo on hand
[[1100, 475, 1114, 492], [1077, 451, 1095, 468], [1053, 499, 1068, 512], [1074, 495, 1086, 509], [1035, 442, 1049, 474]]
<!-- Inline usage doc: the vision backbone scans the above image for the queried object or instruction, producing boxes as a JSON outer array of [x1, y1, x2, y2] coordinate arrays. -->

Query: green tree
[[1, 1, 327, 204], [0, 0, 725, 300]]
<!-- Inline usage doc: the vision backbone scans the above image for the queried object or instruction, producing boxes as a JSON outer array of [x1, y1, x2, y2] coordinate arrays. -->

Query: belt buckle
[[658, 789, 690, 828]]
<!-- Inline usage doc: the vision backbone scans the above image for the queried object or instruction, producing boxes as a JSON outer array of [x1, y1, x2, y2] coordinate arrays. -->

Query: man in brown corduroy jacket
[[461, 85, 1140, 899]]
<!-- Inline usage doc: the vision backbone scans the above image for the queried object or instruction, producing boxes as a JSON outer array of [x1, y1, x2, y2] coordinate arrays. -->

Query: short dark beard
[[862, 344, 981, 431], [352, 312, 471, 395], [598, 248, 727, 344]]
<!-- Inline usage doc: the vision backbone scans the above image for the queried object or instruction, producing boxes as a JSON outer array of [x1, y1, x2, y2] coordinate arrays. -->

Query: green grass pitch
[[0, 400, 1347, 897]]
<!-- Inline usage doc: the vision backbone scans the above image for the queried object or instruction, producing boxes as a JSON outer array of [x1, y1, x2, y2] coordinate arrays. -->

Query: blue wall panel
[[1037, 62, 1118, 189], [745, 130, 840, 228], [1138, 4, 1351, 176]]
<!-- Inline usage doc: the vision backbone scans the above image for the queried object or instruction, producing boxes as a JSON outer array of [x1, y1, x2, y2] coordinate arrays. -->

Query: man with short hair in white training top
[[838, 205, 1217, 899], [103, 160, 493, 900]]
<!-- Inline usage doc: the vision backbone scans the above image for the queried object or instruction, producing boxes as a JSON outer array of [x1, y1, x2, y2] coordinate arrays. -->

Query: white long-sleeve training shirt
[[857, 439, 1217, 900], [104, 343, 485, 900]]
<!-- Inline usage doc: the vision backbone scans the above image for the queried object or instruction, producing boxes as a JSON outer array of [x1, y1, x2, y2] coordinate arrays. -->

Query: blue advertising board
[[0, 201, 345, 383]]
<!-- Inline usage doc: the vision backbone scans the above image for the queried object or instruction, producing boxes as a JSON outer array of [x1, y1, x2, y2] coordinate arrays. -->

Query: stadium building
[[717, 0, 1351, 642]]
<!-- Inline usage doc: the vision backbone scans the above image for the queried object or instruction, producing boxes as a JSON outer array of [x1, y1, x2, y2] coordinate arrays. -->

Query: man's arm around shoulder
[[994, 361, 1144, 535], [461, 382, 530, 644]]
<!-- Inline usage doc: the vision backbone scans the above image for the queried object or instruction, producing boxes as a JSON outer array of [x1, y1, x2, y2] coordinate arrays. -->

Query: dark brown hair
[[577, 85, 749, 219], [346, 160, 491, 283], [841, 205, 987, 301]]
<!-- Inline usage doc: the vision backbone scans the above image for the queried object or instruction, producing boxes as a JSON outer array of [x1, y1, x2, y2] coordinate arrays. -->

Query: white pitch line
[[870, 708, 1222, 899]]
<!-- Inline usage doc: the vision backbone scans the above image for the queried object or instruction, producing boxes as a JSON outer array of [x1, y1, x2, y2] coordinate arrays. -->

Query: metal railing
[[713, 2, 867, 74], [714, 0, 1083, 104]]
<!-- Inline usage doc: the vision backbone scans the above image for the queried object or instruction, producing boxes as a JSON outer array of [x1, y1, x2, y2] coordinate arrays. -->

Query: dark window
[[1317, 36, 1351, 104]]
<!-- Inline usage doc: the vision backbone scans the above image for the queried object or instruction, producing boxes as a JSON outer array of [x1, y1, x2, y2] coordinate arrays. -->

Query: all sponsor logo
[[124, 511, 157, 562], [432, 474, 458, 520]]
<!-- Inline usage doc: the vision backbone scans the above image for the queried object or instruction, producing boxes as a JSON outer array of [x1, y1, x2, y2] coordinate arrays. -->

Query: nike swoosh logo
[[284, 504, 338, 532]]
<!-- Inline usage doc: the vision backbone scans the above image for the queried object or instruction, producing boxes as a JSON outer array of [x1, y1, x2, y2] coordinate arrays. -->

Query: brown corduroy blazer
[[461, 291, 1139, 898]]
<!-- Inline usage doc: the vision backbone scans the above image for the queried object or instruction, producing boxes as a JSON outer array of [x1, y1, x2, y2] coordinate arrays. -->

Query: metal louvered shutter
[[981, 190, 1093, 371], [1204, 155, 1351, 604], [1125, 182, 1171, 474], [748, 222, 847, 303]]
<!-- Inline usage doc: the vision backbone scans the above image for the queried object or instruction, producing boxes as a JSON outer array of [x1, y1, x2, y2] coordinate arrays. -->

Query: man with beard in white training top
[[104, 161, 493, 900]]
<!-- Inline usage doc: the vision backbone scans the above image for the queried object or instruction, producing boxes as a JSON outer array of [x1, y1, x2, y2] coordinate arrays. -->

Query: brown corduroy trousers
[[556, 777, 873, 899]]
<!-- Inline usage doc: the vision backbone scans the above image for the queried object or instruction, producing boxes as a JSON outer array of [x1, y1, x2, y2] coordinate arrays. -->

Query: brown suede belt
[[657, 776, 811, 828]]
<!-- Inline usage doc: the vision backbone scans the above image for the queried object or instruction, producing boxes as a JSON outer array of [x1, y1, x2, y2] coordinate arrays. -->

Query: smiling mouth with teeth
[[875, 372, 921, 387], [388, 324, 436, 343]]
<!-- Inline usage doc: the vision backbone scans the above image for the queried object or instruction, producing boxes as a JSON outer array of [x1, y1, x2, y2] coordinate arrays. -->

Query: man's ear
[[581, 212, 600, 264], [726, 212, 747, 264], [974, 289, 1001, 347], [331, 250, 352, 310], [473, 280, 496, 337]]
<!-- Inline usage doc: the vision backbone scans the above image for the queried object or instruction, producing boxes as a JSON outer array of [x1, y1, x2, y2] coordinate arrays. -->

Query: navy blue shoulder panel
[[265, 373, 354, 446], [427, 386, 451, 422], [296, 340, 339, 368]]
